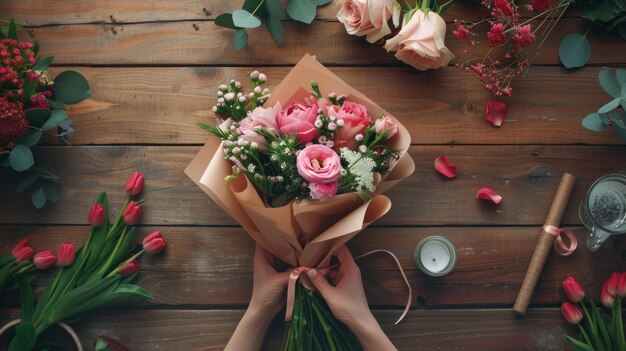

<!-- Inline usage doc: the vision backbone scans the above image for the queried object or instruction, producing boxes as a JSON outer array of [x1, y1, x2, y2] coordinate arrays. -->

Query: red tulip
[[57, 242, 76, 267], [562, 276, 585, 303], [142, 231, 167, 254], [119, 259, 141, 277], [12, 239, 34, 262], [601, 280, 616, 309], [88, 203, 106, 227], [126, 172, 145, 196], [561, 301, 583, 325], [33, 251, 56, 269], [606, 272, 626, 298], [123, 201, 142, 225]]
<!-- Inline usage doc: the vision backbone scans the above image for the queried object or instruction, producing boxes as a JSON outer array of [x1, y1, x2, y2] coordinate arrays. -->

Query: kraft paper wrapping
[[185, 54, 414, 269]]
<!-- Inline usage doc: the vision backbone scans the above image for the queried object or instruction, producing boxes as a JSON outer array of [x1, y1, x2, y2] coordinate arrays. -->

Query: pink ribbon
[[285, 249, 412, 325], [543, 225, 577, 256]]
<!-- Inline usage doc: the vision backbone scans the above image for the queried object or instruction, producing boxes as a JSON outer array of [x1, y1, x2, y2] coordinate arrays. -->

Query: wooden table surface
[[2, 1, 626, 350]]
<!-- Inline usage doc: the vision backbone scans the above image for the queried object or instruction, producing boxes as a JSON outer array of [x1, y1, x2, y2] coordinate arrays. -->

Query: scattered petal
[[476, 187, 502, 204], [434, 156, 457, 178], [485, 99, 507, 127]]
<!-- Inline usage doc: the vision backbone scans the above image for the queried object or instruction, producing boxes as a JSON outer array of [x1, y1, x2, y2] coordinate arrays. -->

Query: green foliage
[[582, 68, 626, 142], [52, 70, 92, 104], [9, 145, 34, 172], [574, 0, 626, 40], [559, 34, 592, 69], [233, 29, 248, 51]]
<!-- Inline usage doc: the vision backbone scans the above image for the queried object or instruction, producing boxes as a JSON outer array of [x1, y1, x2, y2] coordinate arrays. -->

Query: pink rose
[[238, 102, 281, 149], [329, 101, 371, 149], [337, 0, 395, 43], [374, 115, 398, 140], [277, 101, 319, 143], [384, 10, 454, 71], [296, 144, 342, 184], [309, 182, 339, 201]]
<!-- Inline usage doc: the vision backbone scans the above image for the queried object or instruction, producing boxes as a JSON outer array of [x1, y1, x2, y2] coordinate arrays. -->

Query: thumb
[[306, 269, 333, 298]]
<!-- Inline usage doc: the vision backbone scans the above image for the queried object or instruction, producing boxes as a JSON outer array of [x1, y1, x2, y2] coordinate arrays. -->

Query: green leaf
[[232, 9, 262, 29], [25, 108, 51, 124], [615, 119, 626, 142], [564, 335, 595, 351], [598, 97, 621, 114], [53, 70, 92, 104], [45, 99, 68, 110], [233, 29, 248, 50], [618, 69, 626, 87], [32, 187, 47, 209], [287, 0, 317, 24], [8, 19, 18, 40], [266, 0, 288, 20], [22, 80, 38, 103], [559, 34, 592, 69], [243, 0, 269, 17], [8, 323, 37, 351], [9, 145, 34, 172], [18, 275, 34, 323], [16, 174, 39, 193], [582, 112, 607, 132], [215, 13, 237, 29], [42, 109, 68, 131], [267, 16, 284, 45], [95, 338, 112, 351], [316, 0, 332, 5], [599, 67, 621, 98], [44, 182, 60, 202], [16, 130, 42, 147], [32, 56, 54, 73]]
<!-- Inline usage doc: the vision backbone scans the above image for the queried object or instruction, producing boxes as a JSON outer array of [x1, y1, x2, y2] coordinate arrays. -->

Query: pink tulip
[[57, 242, 76, 267], [119, 259, 141, 277], [562, 276, 585, 303], [126, 172, 145, 196], [88, 203, 106, 227], [607, 272, 626, 298], [123, 201, 142, 225], [600, 280, 616, 309], [12, 239, 34, 262], [561, 301, 583, 325], [33, 251, 56, 269], [142, 231, 167, 254]]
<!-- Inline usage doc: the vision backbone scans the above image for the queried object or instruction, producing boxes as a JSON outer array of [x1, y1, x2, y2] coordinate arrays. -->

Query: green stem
[[250, 0, 265, 16], [98, 226, 128, 277], [581, 302, 605, 351], [106, 249, 144, 278]]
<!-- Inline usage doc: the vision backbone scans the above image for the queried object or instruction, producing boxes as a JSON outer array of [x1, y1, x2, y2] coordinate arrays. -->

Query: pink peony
[[337, 0, 395, 43], [296, 144, 342, 184], [309, 182, 339, 201], [330, 101, 371, 149], [238, 102, 281, 149], [373, 115, 398, 140], [276, 101, 319, 143]]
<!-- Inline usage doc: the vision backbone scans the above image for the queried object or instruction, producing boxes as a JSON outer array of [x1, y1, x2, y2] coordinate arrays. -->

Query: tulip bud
[[123, 201, 142, 225], [561, 301, 583, 325], [33, 251, 56, 269], [119, 259, 141, 277], [610, 272, 626, 298], [125, 172, 145, 196], [601, 280, 616, 309], [12, 238, 34, 262], [12, 238, 29, 257], [57, 242, 76, 267], [562, 276, 585, 303], [88, 203, 106, 227], [142, 231, 167, 254], [373, 116, 398, 140]]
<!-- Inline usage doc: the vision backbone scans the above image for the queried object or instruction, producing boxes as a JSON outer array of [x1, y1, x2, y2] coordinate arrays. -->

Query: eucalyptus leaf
[[42, 109, 68, 131], [33, 56, 54, 73], [598, 97, 621, 113], [267, 15, 284, 45], [25, 108, 51, 124], [599, 67, 621, 98], [9, 145, 34, 172], [215, 13, 237, 29], [16, 174, 39, 193], [559, 34, 592, 69], [266, 0, 288, 19], [32, 187, 47, 209], [316, 0, 332, 5], [232, 9, 262, 29], [287, 0, 317, 24], [243, 0, 269, 17], [45, 99, 68, 110], [617, 69, 626, 86], [53, 70, 92, 104], [233, 29, 248, 50], [615, 120, 626, 142], [16, 130, 42, 147], [582, 112, 607, 132], [44, 182, 60, 202]]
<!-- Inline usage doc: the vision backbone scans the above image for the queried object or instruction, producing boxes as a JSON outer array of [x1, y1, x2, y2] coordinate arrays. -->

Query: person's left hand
[[249, 244, 290, 317]]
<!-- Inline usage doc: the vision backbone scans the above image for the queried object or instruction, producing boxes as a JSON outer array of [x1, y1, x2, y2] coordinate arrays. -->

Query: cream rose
[[384, 9, 454, 71], [337, 0, 394, 43]]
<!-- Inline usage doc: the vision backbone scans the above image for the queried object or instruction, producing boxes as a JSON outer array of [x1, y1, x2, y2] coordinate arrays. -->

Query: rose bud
[[125, 172, 145, 196], [33, 251, 56, 269], [373, 116, 398, 140], [57, 242, 76, 267], [562, 276, 585, 303], [12, 238, 34, 263], [561, 301, 583, 325], [123, 201, 142, 225], [88, 203, 106, 227], [119, 259, 141, 277], [600, 280, 616, 309], [142, 231, 167, 254]]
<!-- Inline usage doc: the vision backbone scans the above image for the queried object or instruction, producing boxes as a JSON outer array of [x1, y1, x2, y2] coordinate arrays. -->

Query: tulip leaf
[[582, 113, 607, 132], [233, 29, 248, 51], [42, 109, 68, 131], [8, 19, 17, 40], [267, 15, 284, 45], [8, 323, 37, 351], [32, 187, 47, 209], [564, 336, 596, 351], [287, 0, 317, 24], [53, 70, 92, 104], [598, 98, 621, 114], [232, 9, 262, 29], [599, 67, 621, 98], [9, 145, 34, 172], [559, 34, 591, 69]]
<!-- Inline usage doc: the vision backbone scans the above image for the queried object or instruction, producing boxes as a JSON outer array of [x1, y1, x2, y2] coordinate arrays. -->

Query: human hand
[[249, 244, 290, 317]]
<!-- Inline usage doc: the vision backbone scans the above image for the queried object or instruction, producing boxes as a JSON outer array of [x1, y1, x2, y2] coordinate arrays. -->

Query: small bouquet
[[8, 172, 167, 351], [187, 55, 414, 350], [0, 20, 91, 208], [560, 274, 626, 351], [0, 239, 58, 296]]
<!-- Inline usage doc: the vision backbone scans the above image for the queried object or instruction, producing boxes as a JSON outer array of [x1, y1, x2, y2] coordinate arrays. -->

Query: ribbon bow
[[543, 225, 577, 256], [285, 249, 412, 325]]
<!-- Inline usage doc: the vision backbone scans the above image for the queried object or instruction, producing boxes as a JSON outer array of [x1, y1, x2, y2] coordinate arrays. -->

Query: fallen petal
[[434, 156, 457, 178], [485, 99, 507, 127], [476, 187, 502, 204]]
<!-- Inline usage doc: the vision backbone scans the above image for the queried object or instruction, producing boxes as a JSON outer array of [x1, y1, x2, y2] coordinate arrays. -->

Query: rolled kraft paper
[[513, 173, 576, 316]]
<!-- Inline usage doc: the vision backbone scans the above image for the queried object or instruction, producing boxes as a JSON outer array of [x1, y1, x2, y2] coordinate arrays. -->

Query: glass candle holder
[[414, 236, 457, 277]]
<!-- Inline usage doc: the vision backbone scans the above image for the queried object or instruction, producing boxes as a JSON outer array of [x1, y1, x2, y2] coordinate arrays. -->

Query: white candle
[[414, 236, 457, 276]]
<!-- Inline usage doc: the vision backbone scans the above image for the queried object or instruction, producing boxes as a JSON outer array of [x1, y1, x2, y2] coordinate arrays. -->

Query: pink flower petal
[[485, 99, 507, 127], [434, 156, 457, 178], [476, 187, 502, 204]]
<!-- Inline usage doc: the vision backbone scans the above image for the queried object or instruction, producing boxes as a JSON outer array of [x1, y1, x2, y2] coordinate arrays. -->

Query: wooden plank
[[0, 145, 624, 226], [49, 66, 623, 145], [0, 226, 624, 308], [22, 19, 626, 66], [0, 308, 577, 350]]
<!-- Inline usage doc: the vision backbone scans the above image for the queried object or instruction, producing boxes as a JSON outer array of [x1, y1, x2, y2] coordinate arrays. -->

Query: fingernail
[[307, 269, 317, 279]]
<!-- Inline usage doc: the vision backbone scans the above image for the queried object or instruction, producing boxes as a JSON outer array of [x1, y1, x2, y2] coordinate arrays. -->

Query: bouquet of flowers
[[0, 20, 91, 208], [8, 172, 167, 351], [186, 55, 414, 350]]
